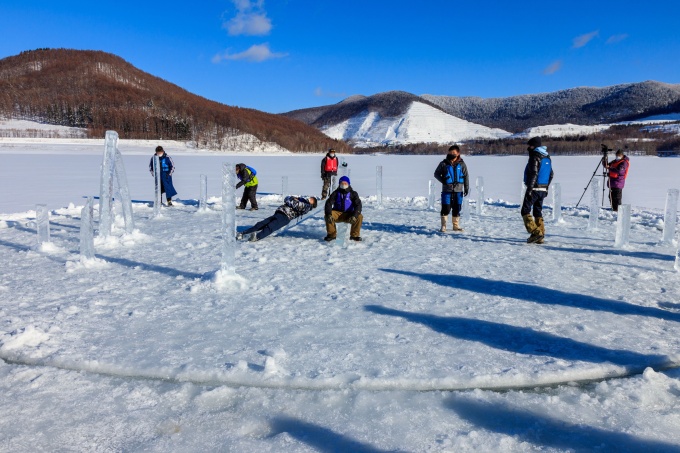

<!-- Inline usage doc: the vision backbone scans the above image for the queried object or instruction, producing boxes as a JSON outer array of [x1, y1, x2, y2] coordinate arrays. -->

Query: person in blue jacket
[[522, 137, 554, 244], [434, 145, 469, 232], [148, 146, 178, 206]]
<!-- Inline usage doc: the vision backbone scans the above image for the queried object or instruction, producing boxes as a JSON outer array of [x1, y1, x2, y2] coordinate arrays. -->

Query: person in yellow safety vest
[[235, 163, 259, 211]]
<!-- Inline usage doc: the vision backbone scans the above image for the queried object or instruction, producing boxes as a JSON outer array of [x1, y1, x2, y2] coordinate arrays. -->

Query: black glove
[[325, 214, 334, 224], [349, 216, 357, 224], [463, 190, 468, 197]]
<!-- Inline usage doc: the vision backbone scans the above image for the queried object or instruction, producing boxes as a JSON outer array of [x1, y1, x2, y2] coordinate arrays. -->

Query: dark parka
[[524, 146, 554, 190], [235, 163, 257, 189], [325, 186, 362, 216], [434, 158, 469, 195]]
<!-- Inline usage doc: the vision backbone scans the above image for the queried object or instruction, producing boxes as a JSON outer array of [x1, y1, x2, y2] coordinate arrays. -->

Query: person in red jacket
[[604, 150, 630, 212], [320, 148, 339, 199]]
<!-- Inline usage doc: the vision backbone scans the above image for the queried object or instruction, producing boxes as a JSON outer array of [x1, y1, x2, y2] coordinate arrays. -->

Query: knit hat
[[616, 149, 624, 156], [527, 137, 542, 148], [339, 176, 350, 185]]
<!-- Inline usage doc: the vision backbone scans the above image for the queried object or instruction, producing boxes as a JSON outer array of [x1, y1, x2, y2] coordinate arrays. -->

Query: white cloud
[[314, 87, 346, 98], [223, 0, 272, 36], [606, 33, 629, 44], [212, 44, 288, 63], [572, 30, 599, 48], [543, 60, 562, 75]]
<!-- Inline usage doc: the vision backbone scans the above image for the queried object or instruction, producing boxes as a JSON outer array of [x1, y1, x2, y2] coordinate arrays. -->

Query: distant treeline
[[356, 123, 680, 155], [0, 49, 351, 153]]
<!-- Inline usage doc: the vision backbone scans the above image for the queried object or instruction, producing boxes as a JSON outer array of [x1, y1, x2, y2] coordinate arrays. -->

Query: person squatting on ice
[[434, 144, 469, 232], [521, 137, 554, 244], [604, 149, 630, 212], [324, 176, 363, 242], [235, 163, 259, 211], [237, 196, 318, 242], [148, 146, 177, 206], [320, 148, 339, 199]]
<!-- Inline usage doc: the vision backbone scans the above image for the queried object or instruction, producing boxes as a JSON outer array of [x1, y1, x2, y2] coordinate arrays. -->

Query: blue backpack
[[246, 166, 257, 176], [537, 157, 552, 185]]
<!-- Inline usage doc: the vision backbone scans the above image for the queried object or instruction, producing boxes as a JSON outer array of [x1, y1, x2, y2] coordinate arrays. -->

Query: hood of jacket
[[533, 146, 549, 157]]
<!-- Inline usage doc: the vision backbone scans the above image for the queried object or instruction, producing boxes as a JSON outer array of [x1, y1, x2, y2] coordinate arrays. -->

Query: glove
[[349, 216, 358, 224], [325, 214, 334, 224], [463, 190, 468, 197]]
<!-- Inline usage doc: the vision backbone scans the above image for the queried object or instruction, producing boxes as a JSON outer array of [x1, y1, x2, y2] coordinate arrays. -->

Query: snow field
[[2, 146, 680, 450]]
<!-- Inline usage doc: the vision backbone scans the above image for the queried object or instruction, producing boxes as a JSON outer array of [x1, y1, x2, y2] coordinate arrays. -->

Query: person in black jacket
[[235, 163, 258, 210], [433, 145, 469, 232], [237, 196, 317, 242], [324, 176, 363, 241], [522, 137, 554, 244], [320, 148, 339, 199]]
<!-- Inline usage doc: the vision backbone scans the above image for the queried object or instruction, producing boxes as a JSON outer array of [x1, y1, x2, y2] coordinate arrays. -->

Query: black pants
[[609, 188, 623, 212], [521, 189, 548, 218], [440, 192, 463, 217], [243, 212, 290, 240], [240, 185, 258, 209]]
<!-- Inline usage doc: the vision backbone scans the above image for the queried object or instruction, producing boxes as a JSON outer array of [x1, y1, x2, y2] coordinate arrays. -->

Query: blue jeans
[[243, 212, 290, 240]]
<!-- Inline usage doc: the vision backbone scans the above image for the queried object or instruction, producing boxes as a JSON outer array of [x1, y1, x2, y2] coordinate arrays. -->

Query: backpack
[[246, 166, 257, 176]]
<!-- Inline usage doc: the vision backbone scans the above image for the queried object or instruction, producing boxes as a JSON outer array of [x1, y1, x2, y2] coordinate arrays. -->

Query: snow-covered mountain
[[322, 101, 511, 146]]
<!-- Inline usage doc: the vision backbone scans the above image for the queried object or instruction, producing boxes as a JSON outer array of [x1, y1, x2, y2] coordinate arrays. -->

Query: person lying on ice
[[237, 196, 318, 242], [324, 176, 363, 242]]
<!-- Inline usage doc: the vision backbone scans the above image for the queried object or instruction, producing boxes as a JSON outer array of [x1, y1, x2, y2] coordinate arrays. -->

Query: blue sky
[[2, 0, 679, 113]]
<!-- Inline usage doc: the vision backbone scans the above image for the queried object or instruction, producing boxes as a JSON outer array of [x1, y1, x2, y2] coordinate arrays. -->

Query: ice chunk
[[80, 197, 95, 259], [153, 155, 162, 218], [461, 195, 471, 223], [114, 149, 134, 233], [336, 222, 349, 248], [552, 183, 562, 223], [376, 166, 383, 209], [221, 163, 236, 275], [614, 204, 631, 248], [199, 174, 208, 211], [98, 131, 117, 237], [36, 204, 50, 245], [588, 178, 601, 231], [475, 176, 484, 215], [661, 188, 679, 245], [281, 176, 288, 201], [427, 180, 436, 211]]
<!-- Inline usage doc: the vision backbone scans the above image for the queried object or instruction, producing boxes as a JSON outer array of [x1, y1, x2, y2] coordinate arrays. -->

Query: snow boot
[[523, 214, 542, 243], [452, 216, 464, 232], [440, 216, 447, 233], [167, 199, 173, 207], [535, 217, 545, 244], [350, 236, 362, 242], [324, 236, 336, 242]]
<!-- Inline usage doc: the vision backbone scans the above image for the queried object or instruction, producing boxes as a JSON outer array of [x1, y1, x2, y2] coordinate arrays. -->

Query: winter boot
[[440, 216, 447, 233], [535, 217, 545, 244], [523, 214, 542, 243], [452, 216, 464, 232]]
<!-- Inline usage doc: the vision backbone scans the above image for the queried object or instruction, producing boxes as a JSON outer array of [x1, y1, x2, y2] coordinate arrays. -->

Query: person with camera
[[324, 176, 363, 242], [522, 137, 554, 244], [604, 149, 630, 212], [433, 145, 469, 232]]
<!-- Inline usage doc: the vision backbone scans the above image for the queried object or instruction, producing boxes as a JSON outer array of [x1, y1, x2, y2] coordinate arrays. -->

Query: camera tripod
[[575, 145, 611, 209]]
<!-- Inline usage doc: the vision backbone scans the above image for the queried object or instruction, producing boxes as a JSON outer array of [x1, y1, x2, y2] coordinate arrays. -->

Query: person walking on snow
[[148, 146, 177, 206], [434, 145, 469, 232], [321, 148, 339, 199], [604, 149, 630, 212], [235, 163, 258, 210], [324, 176, 363, 242], [237, 196, 318, 242], [522, 137, 554, 244]]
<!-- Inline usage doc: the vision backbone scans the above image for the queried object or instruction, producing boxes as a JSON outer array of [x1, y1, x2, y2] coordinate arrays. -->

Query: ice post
[[552, 183, 562, 223], [113, 149, 134, 233], [221, 163, 236, 275], [588, 178, 601, 230], [461, 194, 471, 223], [376, 165, 383, 209], [475, 177, 484, 215], [80, 197, 95, 259], [336, 222, 349, 248], [520, 182, 526, 212], [36, 204, 50, 245], [153, 155, 161, 217], [614, 204, 631, 248], [199, 175, 208, 211], [282, 176, 288, 200], [661, 188, 679, 245], [98, 131, 117, 237], [427, 180, 436, 211], [676, 245, 680, 272]]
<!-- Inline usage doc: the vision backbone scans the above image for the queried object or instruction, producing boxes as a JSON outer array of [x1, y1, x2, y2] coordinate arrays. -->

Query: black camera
[[601, 144, 612, 154]]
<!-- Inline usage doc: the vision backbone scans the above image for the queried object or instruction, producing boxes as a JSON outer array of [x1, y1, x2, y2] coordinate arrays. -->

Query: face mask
[[330, 153, 335, 157], [616, 156, 622, 160], [339, 183, 349, 190]]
